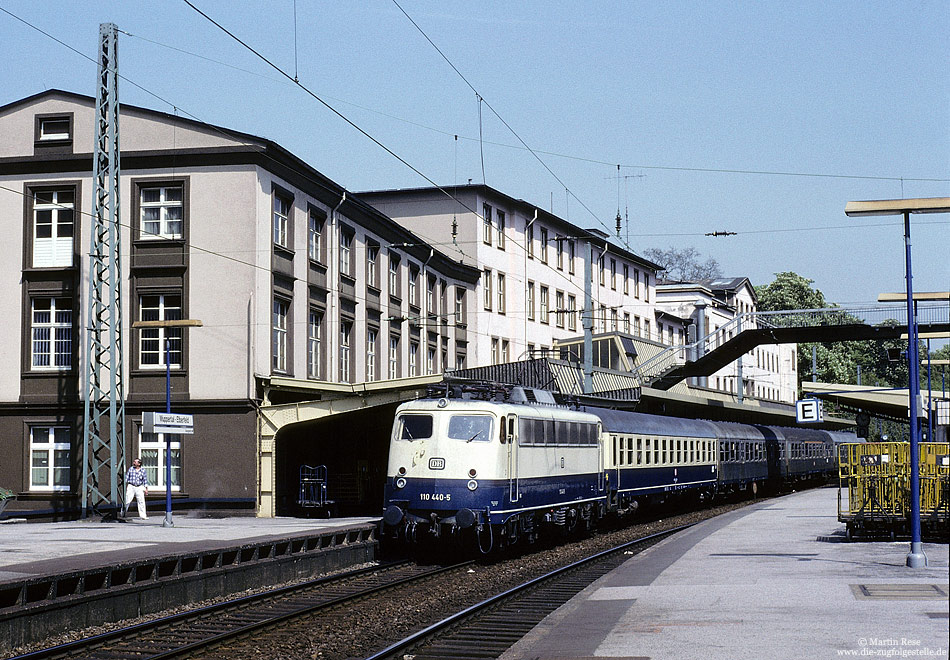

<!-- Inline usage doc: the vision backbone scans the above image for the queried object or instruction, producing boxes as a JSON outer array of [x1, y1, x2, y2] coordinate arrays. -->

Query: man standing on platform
[[123, 458, 149, 520]]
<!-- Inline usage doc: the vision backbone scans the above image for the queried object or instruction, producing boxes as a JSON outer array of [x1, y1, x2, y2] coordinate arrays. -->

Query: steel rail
[[9, 559, 471, 660], [364, 524, 692, 660]]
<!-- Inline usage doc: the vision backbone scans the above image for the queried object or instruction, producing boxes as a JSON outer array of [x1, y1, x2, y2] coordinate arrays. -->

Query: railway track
[[366, 525, 687, 660], [8, 560, 471, 660]]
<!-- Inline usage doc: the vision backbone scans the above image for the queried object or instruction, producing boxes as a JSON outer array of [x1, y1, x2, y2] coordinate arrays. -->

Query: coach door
[[507, 415, 520, 503], [597, 425, 605, 492]]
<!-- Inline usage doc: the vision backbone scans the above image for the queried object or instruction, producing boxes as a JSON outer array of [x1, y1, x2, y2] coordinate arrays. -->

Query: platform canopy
[[802, 381, 946, 421]]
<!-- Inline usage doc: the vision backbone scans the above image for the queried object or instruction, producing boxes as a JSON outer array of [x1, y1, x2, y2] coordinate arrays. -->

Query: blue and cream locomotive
[[382, 385, 849, 550]]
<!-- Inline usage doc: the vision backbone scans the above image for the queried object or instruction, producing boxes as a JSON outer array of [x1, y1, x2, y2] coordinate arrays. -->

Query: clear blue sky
[[2, 1, 948, 312]]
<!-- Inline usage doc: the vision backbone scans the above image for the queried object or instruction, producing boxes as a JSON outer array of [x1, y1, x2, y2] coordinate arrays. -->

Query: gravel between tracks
[[10, 500, 753, 660]]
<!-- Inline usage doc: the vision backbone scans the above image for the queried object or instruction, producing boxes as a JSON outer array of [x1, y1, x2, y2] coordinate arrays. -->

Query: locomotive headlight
[[468, 468, 477, 478], [395, 477, 407, 489], [467, 479, 478, 491]]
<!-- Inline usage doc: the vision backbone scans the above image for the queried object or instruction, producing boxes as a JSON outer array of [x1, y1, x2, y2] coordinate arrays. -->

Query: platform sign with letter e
[[796, 398, 823, 424]]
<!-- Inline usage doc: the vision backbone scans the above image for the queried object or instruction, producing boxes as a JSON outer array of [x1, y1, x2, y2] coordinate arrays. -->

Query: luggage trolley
[[838, 442, 907, 539], [298, 465, 335, 517]]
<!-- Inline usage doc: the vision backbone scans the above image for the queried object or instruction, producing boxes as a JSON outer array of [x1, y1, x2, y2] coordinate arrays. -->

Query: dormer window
[[34, 114, 74, 153], [39, 117, 71, 141]]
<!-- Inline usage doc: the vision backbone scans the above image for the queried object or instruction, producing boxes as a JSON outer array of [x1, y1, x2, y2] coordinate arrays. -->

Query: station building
[[0, 89, 803, 520], [0, 90, 479, 519]]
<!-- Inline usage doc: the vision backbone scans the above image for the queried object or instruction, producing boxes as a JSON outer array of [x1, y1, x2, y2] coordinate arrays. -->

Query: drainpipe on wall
[[329, 192, 346, 380], [524, 209, 537, 359]]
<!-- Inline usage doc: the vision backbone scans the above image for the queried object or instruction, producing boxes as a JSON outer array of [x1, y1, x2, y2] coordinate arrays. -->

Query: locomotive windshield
[[397, 414, 432, 441], [447, 415, 493, 442]]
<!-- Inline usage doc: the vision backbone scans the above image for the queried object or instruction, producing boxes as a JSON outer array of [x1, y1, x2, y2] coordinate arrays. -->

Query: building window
[[308, 309, 323, 379], [644, 273, 650, 302], [389, 336, 400, 379], [456, 352, 466, 369], [634, 269, 641, 298], [483, 268, 492, 311], [426, 274, 437, 317], [568, 240, 576, 274], [483, 203, 493, 245], [339, 226, 354, 277], [623, 312, 631, 333], [599, 255, 605, 286], [32, 189, 74, 267], [141, 186, 183, 239], [30, 426, 70, 491], [454, 287, 465, 324], [540, 286, 549, 324], [389, 253, 401, 297], [308, 208, 325, 263], [623, 264, 629, 294], [610, 259, 617, 290], [427, 345, 436, 374], [409, 341, 419, 377], [272, 298, 288, 372], [367, 243, 379, 289], [496, 210, 505, 249], [502, 339, 510, 362], [367, 328, 378, 381], [644, 318, 651, 340], [38, 116, 71, 141], [555, 290, 565, 328], [526, 281, 535, 321], [140, 294, 182, 369], [409, 265, 420, 307], [526, 223, 534, 258], [540, 227, 549, 263], [497, 273, 506, 314], [611, 308, 618, 332], [491, 337, 500, 364], [139, 431, 181, 490], [556, 237, 564, 270], [339, 320, 352, 382], [273, 193, 291, 248], [31, 297, 72, 370], [568, 294, 577, 331], [634, 316, 641, 336]]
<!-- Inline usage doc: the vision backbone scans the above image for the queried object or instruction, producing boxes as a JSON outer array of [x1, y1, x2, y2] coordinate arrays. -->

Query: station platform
[[0, 514, 380, 653], [503, 487, 949, 660]]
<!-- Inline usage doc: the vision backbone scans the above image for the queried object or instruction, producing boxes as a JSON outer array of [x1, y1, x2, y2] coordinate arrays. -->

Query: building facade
[[359, 185, 666, 366], [655, 278, 799, 404], [0, 90, 478, 517]]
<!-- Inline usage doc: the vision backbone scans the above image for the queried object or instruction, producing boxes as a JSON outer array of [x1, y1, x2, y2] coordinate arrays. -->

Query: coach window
[[396, 414, 432, 441], [447, 415, 492, 442], [654, 440, 659, 465], [644, 438, 651, 465], [636, 437, 642, 465]]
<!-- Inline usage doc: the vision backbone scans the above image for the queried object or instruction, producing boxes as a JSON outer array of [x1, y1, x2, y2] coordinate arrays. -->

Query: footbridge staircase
[[635, 302, 950, 390]]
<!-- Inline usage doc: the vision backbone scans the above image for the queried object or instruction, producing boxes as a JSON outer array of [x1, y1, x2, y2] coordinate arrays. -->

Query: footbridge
[[635, 301, 950, 390]]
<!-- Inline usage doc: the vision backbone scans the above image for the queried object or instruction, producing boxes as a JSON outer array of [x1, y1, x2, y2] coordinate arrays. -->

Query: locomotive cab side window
[[447, 414, 493, 442], [397, 414, 433, 440]]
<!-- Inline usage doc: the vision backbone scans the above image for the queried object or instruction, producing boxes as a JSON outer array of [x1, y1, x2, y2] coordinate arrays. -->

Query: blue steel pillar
[[902, 211, 926, 568]]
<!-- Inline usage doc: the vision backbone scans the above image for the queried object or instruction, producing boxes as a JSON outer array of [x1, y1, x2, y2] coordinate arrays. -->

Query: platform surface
[[0, 514, 379, 583], [503, 487, 949, 660]]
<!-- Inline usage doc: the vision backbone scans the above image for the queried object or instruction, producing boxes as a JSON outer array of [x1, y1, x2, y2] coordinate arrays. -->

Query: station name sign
[[142, 411, 194, 435], [796, 398, 823, 424]]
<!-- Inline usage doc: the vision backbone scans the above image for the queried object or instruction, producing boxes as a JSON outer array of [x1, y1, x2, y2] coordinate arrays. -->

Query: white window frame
[[31, 297, 72, 371], [389, 336, 400, 379], [339, 320, 352, 382], [555, 291, 565, 328], [367, 328, 378, 381], [540, 286, 550, 324], [272, 298, 288, 372], [38, 117, 71, 141], [140, 186, 183, 240], [568, 294, 577, 331], [527, 281, 535, 321], [308, 209, 323, 262], [483, 204, 493, 245], [308, 308, 323, 379], [409, 341, 419, 377], [539, 227, 549, 263], [140, 294, 183, 369], [32, 189, 75, 267], [367, 244, 379, 289], [139, 431, 181, 491], [339, 229, 353, 277], [497, 273, 506, 314], [30, 426, 70, 491], [273, 194, 290, 248], [496, 210, 505, 249]]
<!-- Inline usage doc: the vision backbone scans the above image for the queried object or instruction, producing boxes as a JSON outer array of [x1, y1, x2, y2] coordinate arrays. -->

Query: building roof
[[0, 89, 481, 283], [358, 183, 663, 272]]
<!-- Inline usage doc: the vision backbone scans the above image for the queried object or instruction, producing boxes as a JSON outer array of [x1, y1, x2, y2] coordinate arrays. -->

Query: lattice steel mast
[[82, 23, 125, 517]]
